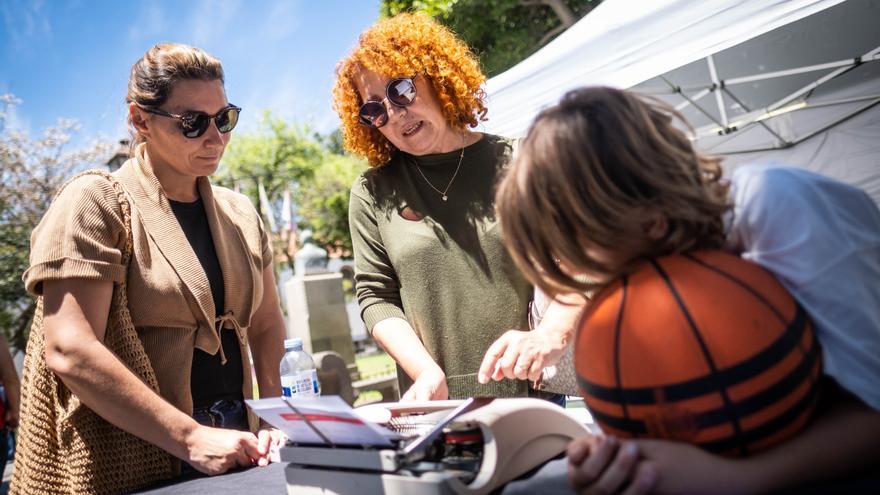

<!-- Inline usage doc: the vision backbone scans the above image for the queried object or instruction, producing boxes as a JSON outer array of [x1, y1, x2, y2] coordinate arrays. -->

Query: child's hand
[[568, 435, 748, 495], [567, 435, 655, 495]]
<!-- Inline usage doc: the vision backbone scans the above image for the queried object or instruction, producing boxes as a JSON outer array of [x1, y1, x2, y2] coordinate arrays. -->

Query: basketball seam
[[698, 375, 820, 454], [583, 335, 820, 433], [614, 276, 633, 437], [682, 252, 820, 393], [577, 305, 809, 404], [681, 252, 787, 325], [650, 259, 748, 456]]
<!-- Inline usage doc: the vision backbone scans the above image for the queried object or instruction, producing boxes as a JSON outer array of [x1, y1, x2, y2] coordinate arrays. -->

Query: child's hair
[[496, 86, 730, 296]]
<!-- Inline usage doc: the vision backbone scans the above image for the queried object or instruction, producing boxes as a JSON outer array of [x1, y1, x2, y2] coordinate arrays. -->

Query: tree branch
[[521, 0, 578, 27], [537, 23, 567, 47]]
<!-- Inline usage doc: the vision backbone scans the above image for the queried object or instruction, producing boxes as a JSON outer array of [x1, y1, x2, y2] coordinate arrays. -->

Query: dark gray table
[[136, 458, 577, 494]]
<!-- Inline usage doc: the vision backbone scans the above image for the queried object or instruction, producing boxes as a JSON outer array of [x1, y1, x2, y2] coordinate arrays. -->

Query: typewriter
[[248, 396, 594, 495]]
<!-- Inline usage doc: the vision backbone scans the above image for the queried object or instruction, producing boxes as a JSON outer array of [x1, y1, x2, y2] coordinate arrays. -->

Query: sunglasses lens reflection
[[217, 107, 239, 133], [180, 107, 240, 138], [357, 78, 417, 128], [182, 117, 208, 138], [388, 79, 416, 106], [359, 101, 387, 127]]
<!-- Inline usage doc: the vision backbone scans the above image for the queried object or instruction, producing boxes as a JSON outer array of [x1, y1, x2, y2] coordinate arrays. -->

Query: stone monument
[[285, 231, 356, 365]]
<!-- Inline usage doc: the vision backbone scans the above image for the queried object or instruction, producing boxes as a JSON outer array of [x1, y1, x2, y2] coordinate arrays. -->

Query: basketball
[[575, 250, 821, 456]]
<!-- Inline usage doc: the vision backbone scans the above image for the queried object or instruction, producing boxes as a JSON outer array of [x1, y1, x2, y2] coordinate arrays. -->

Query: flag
[[281, 185, 293, 233], [257, 178, 276, 232]]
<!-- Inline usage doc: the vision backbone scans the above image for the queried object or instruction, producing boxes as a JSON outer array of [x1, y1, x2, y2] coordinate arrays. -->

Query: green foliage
[[381, 0, 600, 77], [216, 112, 367, 263], [381, 0, 459, 18], [218, 111, 322, 205], [298, 154, 366, 254]]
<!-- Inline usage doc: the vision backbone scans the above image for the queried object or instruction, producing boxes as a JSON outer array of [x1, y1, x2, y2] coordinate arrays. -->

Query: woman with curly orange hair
[[333, 13, 577, 403]]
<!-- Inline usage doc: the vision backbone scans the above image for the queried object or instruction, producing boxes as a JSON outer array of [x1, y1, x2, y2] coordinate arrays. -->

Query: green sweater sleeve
[[348, 176, 407, 334]]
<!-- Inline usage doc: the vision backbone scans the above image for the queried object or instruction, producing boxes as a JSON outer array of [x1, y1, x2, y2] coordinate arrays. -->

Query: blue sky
[[0, 0, 381, 148]]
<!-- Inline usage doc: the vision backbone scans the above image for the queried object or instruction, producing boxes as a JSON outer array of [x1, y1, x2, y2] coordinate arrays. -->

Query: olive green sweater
[[349, 134, 531, 398]]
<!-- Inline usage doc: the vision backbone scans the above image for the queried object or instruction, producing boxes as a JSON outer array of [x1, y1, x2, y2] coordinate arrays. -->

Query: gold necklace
[[415, 136, 465, 202]]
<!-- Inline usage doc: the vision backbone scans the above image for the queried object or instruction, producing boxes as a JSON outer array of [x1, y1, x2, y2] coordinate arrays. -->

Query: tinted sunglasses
[[140, 104, 242, 138], [358, 77, 417, 128]]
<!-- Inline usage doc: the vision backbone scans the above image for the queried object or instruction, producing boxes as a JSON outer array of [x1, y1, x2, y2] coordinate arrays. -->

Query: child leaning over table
[[492, 86, 880, 494]]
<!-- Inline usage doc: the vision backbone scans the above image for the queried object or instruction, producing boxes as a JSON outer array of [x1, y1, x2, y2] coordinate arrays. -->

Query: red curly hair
[[332, 13, 488, 167]]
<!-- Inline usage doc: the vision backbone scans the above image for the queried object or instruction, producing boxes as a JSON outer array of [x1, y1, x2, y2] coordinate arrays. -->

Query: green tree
[[216, 112, 323, 271], [381, 0, 600, 77], [298, 153, 366, 255], [0, 94, 111, 350], [216, 113, 367, 268]]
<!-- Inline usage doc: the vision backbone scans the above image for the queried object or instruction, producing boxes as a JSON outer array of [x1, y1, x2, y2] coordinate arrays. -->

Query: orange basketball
[[575, 250, 821, 456]]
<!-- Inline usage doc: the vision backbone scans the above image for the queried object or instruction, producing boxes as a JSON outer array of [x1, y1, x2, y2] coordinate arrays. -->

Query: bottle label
[[281, 369, 319, 397]]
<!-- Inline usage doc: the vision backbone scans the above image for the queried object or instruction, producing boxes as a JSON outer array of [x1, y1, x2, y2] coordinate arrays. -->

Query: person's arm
[[246, 265, 287, 464], [0, 335, 20, 430], [247, 266, 285, 399], [348, 179, 447, 401], [568, 384, 880, 494], [43, 278, 261, 475], [478, 292, 586, 384], [372, 317, 447, 401]]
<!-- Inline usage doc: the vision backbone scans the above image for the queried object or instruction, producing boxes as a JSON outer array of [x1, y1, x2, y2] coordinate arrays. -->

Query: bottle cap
[[284, 338, 303, 351]]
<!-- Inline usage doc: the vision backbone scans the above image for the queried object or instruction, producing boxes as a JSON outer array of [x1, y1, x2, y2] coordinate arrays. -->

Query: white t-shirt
[[726, 164, 880, 411]]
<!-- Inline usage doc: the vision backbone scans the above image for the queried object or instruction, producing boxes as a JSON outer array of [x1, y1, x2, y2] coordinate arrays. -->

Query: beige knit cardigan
[[22, 146, 272, 452]]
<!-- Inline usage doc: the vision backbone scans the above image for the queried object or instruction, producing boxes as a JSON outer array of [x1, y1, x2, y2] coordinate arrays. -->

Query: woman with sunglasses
[[14, 43, 285, 492], [333, 13, 581, 403]]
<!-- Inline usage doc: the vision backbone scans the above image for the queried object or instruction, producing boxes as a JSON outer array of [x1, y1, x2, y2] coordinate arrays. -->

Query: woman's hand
[[256, 428, 287, 466], [478, 329, 567, 383], [401, 366, 448, 401], [185, 425, 262, 475]]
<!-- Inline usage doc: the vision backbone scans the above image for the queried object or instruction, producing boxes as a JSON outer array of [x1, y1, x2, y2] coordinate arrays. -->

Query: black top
[[169, 197, 244, 408]]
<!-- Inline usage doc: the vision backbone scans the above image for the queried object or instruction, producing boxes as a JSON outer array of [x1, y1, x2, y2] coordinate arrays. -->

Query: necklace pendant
[[442, 195, 448, 201]]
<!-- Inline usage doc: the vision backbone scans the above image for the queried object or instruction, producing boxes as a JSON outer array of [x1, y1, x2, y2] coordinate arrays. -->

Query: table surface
[[134, 457, 577, 495], [134, 456, 880, 495]]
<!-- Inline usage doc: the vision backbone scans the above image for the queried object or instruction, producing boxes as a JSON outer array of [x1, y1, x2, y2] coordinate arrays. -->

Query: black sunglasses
[[140, 104, 242, 138], [358, 77, 418, 128]]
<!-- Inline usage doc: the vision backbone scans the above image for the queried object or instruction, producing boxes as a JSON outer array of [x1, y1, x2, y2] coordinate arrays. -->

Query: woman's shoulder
[[351, 159, 401, 200], [47, 172, 125, 222]]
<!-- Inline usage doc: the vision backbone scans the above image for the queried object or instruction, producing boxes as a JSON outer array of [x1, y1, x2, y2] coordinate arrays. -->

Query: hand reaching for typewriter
[[256, 427, 287, 466], [401, 366, 448, 401], [477, 329, 567, 384], [185, 425, 262, 475]]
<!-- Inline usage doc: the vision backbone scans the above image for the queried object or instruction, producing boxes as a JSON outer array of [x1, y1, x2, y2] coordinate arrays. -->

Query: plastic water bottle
[[280, 338, 321, 398]]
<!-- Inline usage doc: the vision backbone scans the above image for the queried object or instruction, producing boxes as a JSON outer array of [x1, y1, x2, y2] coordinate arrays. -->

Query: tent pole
[[720, 88, 792, 147], [639, 49, 880, 95], [661, 76, 729, 133], [707, 55, 729, 127], [726, 54, 880, 86], [712, 98, 880, 155]]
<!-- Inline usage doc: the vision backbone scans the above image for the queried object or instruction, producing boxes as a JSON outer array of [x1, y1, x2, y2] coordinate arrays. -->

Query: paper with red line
[[246, 396, 399, 447]]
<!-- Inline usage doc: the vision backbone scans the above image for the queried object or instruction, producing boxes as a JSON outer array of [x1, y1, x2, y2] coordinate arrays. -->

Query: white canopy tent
[[482, 0, 880, 202]]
